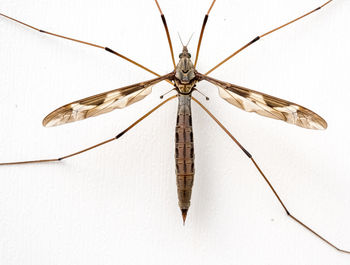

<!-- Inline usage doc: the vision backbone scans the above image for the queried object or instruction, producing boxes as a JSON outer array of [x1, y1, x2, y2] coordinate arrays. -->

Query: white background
[[0, 0, 349, 264]]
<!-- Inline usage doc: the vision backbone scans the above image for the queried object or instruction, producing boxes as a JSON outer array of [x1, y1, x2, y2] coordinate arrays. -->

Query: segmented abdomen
[[175, 94, 194, 211]]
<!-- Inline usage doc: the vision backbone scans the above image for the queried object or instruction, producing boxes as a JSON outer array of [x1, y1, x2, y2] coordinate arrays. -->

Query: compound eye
[[179, 53, 183, 58]]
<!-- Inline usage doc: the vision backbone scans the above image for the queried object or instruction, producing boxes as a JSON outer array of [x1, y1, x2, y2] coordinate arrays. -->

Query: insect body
[[174, 47, 197, 222], [1, 0, 349, 253]]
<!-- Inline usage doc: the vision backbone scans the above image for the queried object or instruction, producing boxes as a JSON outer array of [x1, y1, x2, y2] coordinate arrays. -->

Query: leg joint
[[105, 47, 117, 54], [116, 130, 126, 139], [243, 148, 252, 158], [249, 36, 260, 45]]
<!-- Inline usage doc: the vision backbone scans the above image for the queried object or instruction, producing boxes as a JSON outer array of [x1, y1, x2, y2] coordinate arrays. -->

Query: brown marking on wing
[[198, 73, 327, 130], [43, 73, 174, 127]]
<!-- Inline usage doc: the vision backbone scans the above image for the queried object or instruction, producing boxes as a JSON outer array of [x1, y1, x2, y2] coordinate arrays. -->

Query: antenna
[[186, 33, 194, 47], [178, 32, 195, 48], [177, 32, 185, 47]]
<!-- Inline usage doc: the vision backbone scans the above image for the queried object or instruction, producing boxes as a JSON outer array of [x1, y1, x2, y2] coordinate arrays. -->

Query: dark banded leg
[[205, 0, 333, 75], [154, 0, 176, 69], [0, 95, 177, 166], [0, 12, 160, 77], [192, 96, 350, 254], [194, 0, 217, 68]]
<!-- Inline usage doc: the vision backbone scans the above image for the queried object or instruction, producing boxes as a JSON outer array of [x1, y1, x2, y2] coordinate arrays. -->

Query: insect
[[0, 0, 348, 253]]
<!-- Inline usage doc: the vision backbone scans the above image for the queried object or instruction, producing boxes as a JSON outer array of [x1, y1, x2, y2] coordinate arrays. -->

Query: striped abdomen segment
[[175, 94, 194, 218]]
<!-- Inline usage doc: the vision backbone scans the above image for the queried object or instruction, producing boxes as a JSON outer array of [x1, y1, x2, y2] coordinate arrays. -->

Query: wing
[[199, 73, 327, 130], [43, 73, 174, 127]]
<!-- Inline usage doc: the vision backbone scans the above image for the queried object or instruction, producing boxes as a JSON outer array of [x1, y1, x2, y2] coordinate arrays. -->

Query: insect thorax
[[175, 47, 197, 94]]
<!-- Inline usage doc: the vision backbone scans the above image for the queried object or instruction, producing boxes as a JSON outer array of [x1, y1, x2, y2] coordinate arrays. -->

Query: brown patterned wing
[[43, 73, 174, 127], [199, 74, 327, 130]]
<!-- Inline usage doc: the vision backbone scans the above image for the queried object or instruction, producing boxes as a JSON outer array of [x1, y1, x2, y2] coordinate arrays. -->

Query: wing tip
[[42, 120, 52, 127], [42, 120, 50, 127], [318, 116, 328, 130], [42, 114, 57, 127]]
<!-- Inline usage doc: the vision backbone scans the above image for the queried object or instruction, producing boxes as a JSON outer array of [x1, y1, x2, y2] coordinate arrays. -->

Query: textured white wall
[[1, 0, 350, 264]]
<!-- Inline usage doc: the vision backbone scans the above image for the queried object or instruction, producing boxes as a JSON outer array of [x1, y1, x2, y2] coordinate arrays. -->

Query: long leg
[[192, 96, 350, 254], [0, 12, 160, 77], [154, 0, 176, 69], [205, 0, 333, 75], [0, 95, 177, 166], [194, 0, 217, 68]]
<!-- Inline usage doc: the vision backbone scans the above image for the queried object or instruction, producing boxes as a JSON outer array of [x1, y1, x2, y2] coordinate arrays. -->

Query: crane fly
[[0, 0, 348, 254]]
